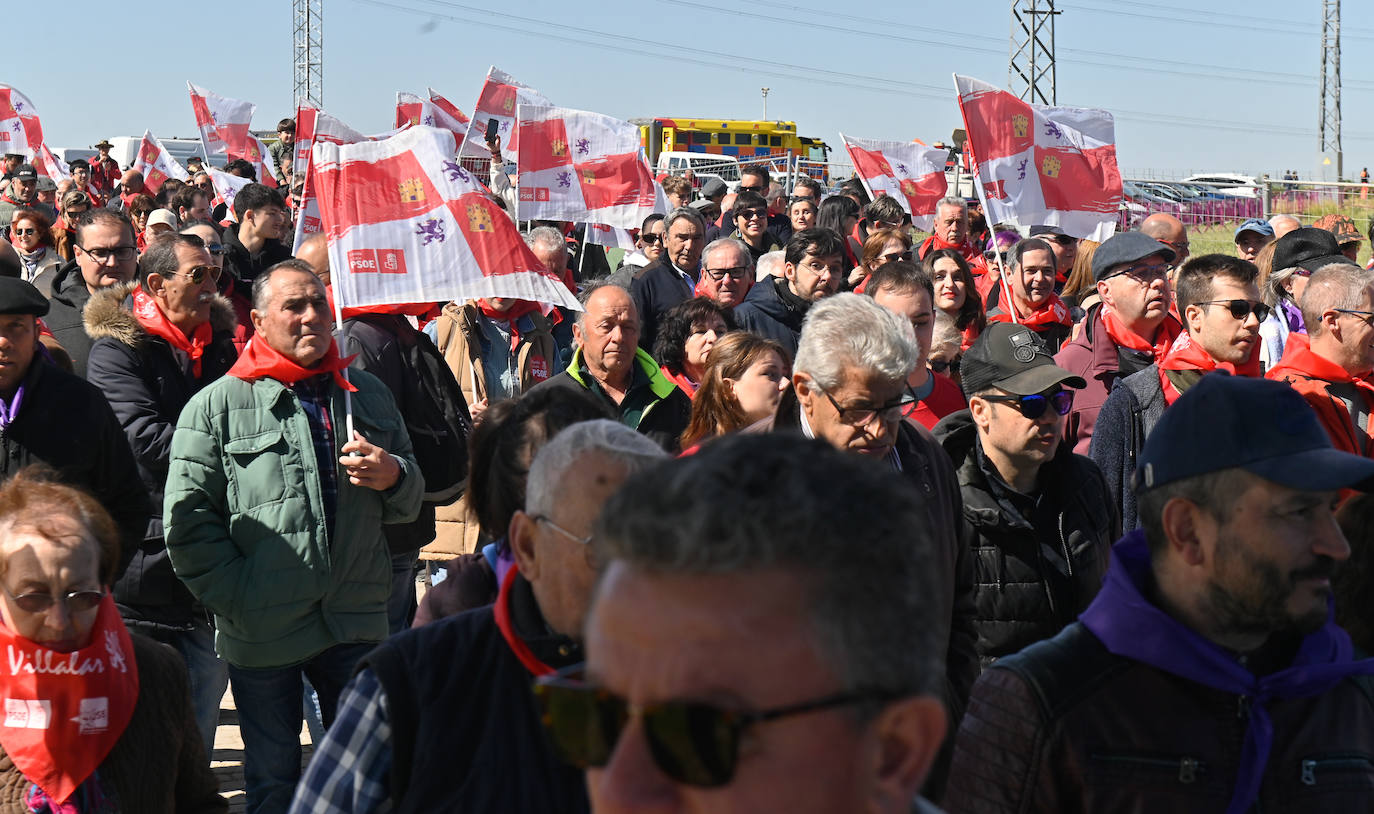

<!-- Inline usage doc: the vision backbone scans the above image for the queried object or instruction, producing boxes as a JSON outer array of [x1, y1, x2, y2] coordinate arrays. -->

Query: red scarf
[[132, 286, 213, 377], [227, 335, 358, 392], [1101, 307, 1181, 363], [1157, 330, 1260, 405], [475, 299, 560, 354], [492, 565, 555, 677], [989, 293, 1073, 328], [660, 365, 698, 397], [0, 595, 139, 805]]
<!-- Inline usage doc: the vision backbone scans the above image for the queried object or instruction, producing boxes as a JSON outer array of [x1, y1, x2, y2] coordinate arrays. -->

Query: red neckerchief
[[0, 192, 27, 207], [1156, 330, 1259, 405], [119, 190, 142, 211], [0, 595, 139, 805], [1101, 307, 1181, 363], [492, 565, 555, 677], [478, 298, 540, 353], [660, 365, 698, 396], [132, 286, 213, 378], [989, 293, 1072, 328], [227, 335, 358, 392]]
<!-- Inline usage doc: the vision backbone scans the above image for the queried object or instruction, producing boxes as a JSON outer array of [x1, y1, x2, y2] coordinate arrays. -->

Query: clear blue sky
[[12, 0, 1373, 179]]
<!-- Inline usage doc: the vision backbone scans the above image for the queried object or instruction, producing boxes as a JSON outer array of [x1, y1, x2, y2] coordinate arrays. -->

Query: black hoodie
[[44, 259, 99, 377]]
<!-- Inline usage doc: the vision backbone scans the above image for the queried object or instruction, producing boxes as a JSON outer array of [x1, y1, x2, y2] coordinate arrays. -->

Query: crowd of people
[[0, 122, 1368, 814]]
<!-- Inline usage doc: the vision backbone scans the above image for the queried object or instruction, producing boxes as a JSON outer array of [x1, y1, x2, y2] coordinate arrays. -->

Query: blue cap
[[1234, 218, 1275, 239], [1135, 374, 1374, 493]]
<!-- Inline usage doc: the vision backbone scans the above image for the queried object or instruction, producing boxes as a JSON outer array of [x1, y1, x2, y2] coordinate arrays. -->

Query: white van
[[54, 137, 230, 172]]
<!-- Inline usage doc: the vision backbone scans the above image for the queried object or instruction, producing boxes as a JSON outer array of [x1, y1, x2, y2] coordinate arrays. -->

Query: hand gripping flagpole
[[330, 275, 357, 442], [954, 73, 1020, 326]]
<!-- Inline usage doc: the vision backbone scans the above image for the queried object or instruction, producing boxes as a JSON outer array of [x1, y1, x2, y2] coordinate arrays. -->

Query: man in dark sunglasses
[[933, 322, 1115, 666], [292, 421, 666, 813], [566, 433, 949, 813], [1092, 254, 1268, 535]]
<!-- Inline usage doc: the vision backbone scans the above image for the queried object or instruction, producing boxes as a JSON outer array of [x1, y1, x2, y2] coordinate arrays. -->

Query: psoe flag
[[839, 133, 949, 231], [187, 83, 255, 158], [516, 105, 659, 230], [585, 222, 636, 251], [954, 74, 1122, 242], [314, 125, 581, 312], [0, 86, 43, 160], [229, 134, 279, 188], [458, 66, 550, 158], [131, 131, 190, 195], [293, 105, 366, 180]]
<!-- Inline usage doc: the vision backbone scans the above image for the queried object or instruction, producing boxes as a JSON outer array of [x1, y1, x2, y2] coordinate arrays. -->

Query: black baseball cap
[[1271, 227, 1357, 275], [1136, 374, 1374, 493], [0, 278, 50, 317], [12, 164, 36, 182], [960, 322, 1086, 397]]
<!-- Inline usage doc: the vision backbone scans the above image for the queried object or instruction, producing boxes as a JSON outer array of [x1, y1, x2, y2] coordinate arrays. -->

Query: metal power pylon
[[1320, 0, 1342, 177], [293, 0, 324, 108], [1009, 0, 1059, 105]]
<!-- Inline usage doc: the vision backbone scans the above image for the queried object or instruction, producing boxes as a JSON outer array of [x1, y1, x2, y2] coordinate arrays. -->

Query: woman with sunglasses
[[8, 209, 61, 294], [850, 227, 913, 290], [127, 194, 157, 253], [0, 468, 224, 810], [612, 213, 664, 280], [924, 247, 986, 350], [932, 322, 1115, 664], [727, 190, 782, 264]]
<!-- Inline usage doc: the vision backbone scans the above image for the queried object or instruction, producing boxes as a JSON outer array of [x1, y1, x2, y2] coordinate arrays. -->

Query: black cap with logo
[[960, 322, 1087, 397]]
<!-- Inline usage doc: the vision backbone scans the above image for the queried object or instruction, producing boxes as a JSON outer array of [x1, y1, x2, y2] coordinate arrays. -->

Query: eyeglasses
[[641, 233, 663, 246], [173, 265, 222, 285], [703, 266, 750, 281], [879, 250, 913, 264], [533, 669, 903, 787], [980, 389, 1074, 420], [76, 245, 137, 263], [2, 584, 105, 615], [736, 208, 768, 221], [532, 515, 593, 547], [1199, 299, 1271, 322], [820, 389, 914, 427], [1334, 309, 1374, 327], [10, 228, 36, 237], [931, 358, 961, 376], [1106, 262, 1173, 285]]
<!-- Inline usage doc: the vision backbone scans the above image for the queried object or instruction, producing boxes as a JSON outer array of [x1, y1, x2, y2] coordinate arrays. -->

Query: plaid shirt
[[289, 668, 393, 814], [292, 375, 338, 543]]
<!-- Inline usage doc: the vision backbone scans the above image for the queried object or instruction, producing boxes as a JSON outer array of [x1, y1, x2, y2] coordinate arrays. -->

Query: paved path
[[212, 689, 314, 813]]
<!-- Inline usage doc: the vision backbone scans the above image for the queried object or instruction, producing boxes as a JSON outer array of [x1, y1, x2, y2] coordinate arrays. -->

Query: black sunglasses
[[641, 233, 663, 245], [980, 389, 1074, 419], [736, 208, 768, 221], [737, 184, 766, 194], [534, 671, 903, 787], [930, 358, 961, 376], [1197, 299, 1271, 322]]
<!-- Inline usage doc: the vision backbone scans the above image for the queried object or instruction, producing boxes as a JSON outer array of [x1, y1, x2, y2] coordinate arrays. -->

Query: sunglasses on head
[[534, 669, 903, 787], [980, 389, 1074, 419], [1198, 299, 1271, 321]]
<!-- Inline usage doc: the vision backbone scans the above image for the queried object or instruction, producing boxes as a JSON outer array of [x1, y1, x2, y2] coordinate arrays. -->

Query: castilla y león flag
[[517, 106, 659, 229], [954, 74, 1121, 241], [187, 83, 255, 158], [458, 66, 550, 159], [314, 126, 580, 312], [131, 131, 189, 195], [229, 134, 278, 188], [0, 85, 43, 160], [396, 90, 472, 152], [840, 134, 949, 231], [33, 144, 69, 181]]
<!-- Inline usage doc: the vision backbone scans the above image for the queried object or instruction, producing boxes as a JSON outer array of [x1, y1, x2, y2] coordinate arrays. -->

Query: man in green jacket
[[164, 263, 423, 814]]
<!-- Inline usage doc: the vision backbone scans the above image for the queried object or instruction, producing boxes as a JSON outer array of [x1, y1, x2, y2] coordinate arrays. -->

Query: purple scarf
[[1279, 298, 1306, 335], [1079, 531, 1374, 814]]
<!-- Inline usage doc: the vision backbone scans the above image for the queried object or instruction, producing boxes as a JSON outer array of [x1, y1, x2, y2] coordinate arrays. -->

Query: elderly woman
[[924, 247, 986, 350], [680, 332, 792, 449], [8, 209, 61, 291], [0, 468, 223, 811], [1259, 261, 1309, 370], [653, 296, 735, 395], [788, 194, 817, 235]]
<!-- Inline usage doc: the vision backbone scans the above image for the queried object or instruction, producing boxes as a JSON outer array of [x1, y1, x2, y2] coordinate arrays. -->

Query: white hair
[[936, 196, 968, 218], [1268, 214, 1301, 232], [756, 250, 785, 281], [525, 419, 667, 516], [794, 293, 919, 391], [703, 238, 754, 273], [524, 225, 566, 257]]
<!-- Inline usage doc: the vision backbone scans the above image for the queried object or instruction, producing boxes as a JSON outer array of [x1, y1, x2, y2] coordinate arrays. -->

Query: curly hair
[[652, 296, 736, 377]]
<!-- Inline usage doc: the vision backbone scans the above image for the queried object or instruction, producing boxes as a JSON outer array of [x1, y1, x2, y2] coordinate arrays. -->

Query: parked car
[[1182, 173, 1259, 199]]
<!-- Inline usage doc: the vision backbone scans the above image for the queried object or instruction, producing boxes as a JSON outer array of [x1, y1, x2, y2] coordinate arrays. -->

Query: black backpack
[[346, 314, 472, 506]]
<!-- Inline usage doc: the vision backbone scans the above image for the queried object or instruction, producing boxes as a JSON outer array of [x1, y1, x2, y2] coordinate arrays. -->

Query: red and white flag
[[0, 85, 43, 160], [187, 82, 255, 158], [585, 222, 636, 251], [516, 105, 659, 229], [228, 134, 278, 188], [954, 74, 1122, 241], [840, 134, 949, 231], [131, 130, 189, 195], [314, 125, 579, 312], [458, 66, 550, 159], [207, 166, 253, 223], [33, 144, 70, 181], [396, 91, 470, 146], [292, 106, 370, 251]]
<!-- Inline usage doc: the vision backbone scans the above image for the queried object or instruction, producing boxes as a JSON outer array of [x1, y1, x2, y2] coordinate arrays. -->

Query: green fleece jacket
[[163, 369, 423, 668]]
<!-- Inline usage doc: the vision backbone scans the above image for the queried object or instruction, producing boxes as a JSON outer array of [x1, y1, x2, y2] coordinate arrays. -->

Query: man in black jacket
[[292, 420, 665, 813], [629, 207, 706, 354], [933, 322, 1116, 664], [45, 209, 139, 376], [84, 231, 239, 757], [221, 183, 292, 285], [733, 226, 845, 357]]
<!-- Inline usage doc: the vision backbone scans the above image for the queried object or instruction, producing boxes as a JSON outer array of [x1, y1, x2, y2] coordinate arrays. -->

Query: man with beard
[[945, 374, 1374, 814], [734, 227, 846, 357]]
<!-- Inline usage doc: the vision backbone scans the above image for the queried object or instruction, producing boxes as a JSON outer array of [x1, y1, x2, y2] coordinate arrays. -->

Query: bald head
[[295, 233, 330, 286], [1269, 214, 1302, 239], [1140, 213, 1189, 265], [120, 170, 145, 194]]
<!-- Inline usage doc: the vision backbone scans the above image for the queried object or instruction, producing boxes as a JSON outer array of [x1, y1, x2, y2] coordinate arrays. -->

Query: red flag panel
[[519, 118, 573, 174], [960, 89, 1034, 164], [1034, 144, 1123, 214]]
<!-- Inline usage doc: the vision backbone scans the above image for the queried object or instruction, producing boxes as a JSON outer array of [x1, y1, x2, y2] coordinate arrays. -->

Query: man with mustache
[[945, 374, 1374, 814], [1056, 232, 1181, 456]]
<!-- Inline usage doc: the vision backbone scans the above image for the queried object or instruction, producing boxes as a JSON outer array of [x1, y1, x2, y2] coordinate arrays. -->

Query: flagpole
[[327, 234, 357, 442], [577, 224, 589, 281], [954, 74, 1020, 326]]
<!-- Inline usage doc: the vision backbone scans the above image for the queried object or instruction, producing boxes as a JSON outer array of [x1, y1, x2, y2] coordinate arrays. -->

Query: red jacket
[[906, 372, 965, 431], [1266, 334, 1374, 456]]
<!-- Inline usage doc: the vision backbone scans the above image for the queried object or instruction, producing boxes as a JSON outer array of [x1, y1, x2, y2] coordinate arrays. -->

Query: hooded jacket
[[933, 409, 1116, 665], [220, 222, 292, 286], [43, 260, 100, 377], [1266, 335, 1374, 457], [732, 275, 809, 357], [84, 282, 239, 628]]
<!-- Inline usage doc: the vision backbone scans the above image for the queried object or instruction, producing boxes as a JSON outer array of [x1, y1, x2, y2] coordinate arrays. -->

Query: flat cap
[[0, 278, 50, 317], [1091, 231, 1176, 282]]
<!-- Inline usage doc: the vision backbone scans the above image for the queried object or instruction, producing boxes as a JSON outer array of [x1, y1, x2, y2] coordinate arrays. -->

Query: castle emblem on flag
[[467, 204, 494, 232], [1040, 155, 1062, 178], [502, 97, 514, 113], [900, 179, 919, 197], [551, 139, 567, 157], [399, 178, 425, 203], [1012, 114, 1029, 139], [142, 145, 159, 163], [581, 169, 596, 185]]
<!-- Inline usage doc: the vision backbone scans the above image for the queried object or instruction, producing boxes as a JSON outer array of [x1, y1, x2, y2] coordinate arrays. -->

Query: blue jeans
[[128, 618, 227, 760], [388, 551, 419, 634], [228, 642, 376, 814]]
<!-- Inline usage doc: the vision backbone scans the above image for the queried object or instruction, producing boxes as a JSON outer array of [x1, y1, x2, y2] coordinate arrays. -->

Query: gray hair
[[936, 196, 968, 218], [575, 279, 638, 333], [1300, 263, 1374, 335], [1265, 266, 1300, 308], [662, 206, 706, 237], [756, 250, 785, 281], [794, 292, 919, 391], [524, 225, 566, 257], [593, 433, 943, 697], [929, 310, 963, 361], [525, 419, 667, 517], [702, 237, 754, 274]]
